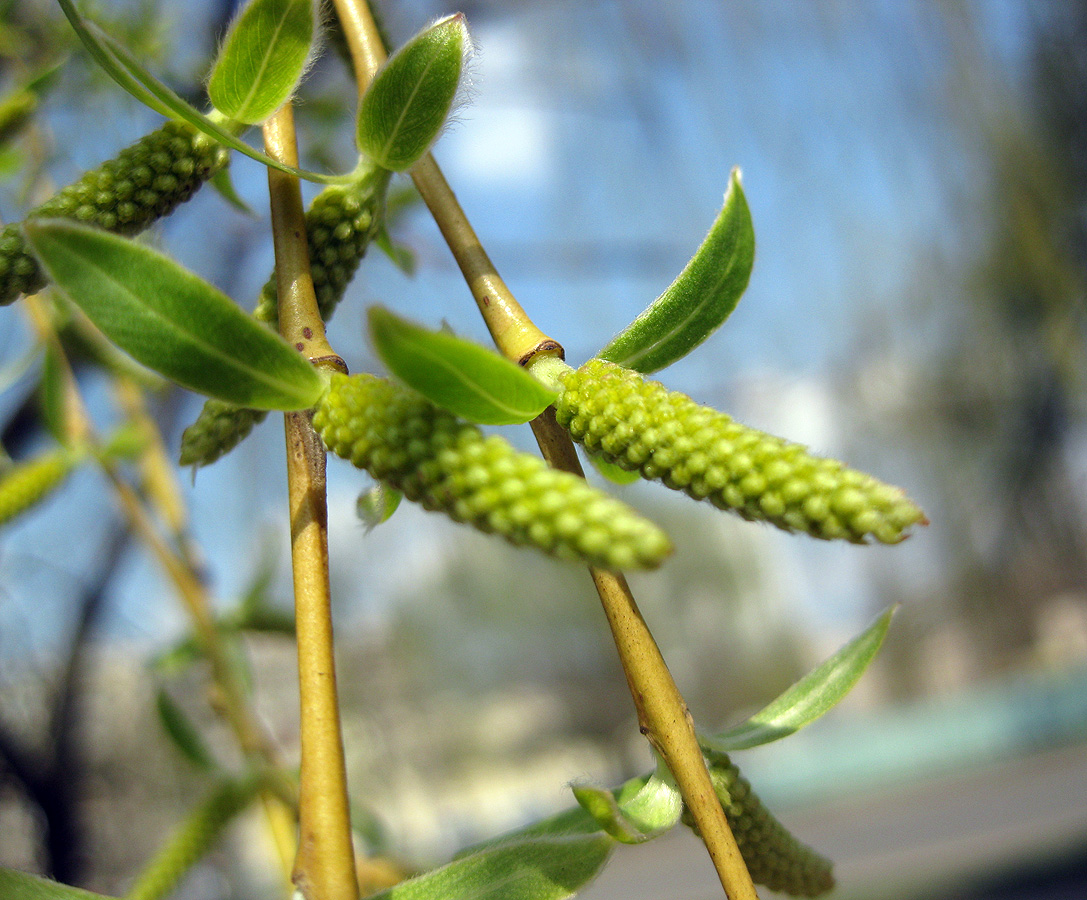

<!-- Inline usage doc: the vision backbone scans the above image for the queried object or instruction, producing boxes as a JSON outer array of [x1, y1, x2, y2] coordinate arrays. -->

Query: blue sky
[[0, 1, 1051, 660]]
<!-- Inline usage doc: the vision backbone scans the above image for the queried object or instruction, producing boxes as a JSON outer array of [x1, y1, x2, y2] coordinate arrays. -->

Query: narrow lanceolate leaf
[[366, 833, 613, 900], [0, 867, 116, 900], [23, 221, 324, 410], [55, 0, 349, 185], [156, 689, 218, 772], [700, 606, 896, 753], [357, 14, 469, 171], [208, 0, 316, 124], [597, 168, 754, 374], [369, 307, 557, 425]]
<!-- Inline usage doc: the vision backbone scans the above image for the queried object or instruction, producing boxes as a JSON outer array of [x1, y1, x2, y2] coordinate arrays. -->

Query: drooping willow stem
[[332, 3, 759, 897], [264, 104, 357, 900]]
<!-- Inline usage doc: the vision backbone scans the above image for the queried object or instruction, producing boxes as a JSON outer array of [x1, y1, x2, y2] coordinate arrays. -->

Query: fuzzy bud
[[555, 359, 924, 544], [684, 753, 834, 897], [313, 373, 672, 570], [1, 121, 229, 305]]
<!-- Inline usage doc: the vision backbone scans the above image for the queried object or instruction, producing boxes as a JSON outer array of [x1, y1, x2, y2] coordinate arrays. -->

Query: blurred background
[[1, 0, 1086, 898]]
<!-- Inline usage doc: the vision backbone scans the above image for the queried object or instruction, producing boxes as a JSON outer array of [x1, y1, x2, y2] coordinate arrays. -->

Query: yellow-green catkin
[[0, 120, 230, 305], [313, 373, 673, 570], [555, 359, 925, 544], [179, 176, 385, 468], [0, 450, 73, 527], [125, 776, 261, 900], [178, 400, 267, 468], [685, 753, 834, 897]]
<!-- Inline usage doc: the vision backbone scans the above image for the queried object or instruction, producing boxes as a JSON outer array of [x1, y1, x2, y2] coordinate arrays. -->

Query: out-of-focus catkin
[[555, 359, 925, 544], [313, 373, 672, 570], [685, 753, 834, 897], [1, 120, 229, 305], [0, 450, 73, 527]]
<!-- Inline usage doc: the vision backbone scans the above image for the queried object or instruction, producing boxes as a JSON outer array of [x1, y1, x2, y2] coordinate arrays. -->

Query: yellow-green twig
[[334, 3, 758, 896], [263, 104, 357, 900]]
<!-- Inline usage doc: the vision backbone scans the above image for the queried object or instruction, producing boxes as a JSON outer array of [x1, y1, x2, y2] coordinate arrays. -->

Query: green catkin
[[683, 753, 834, 897], [0, 120, 230, 305], [554, 359, 925, 544], [125, 776, 261, 900], [312, 373, 673, 570], [178, 400, 268, 468], [179, 176, 385, 468], [0, 450, 72, 527]]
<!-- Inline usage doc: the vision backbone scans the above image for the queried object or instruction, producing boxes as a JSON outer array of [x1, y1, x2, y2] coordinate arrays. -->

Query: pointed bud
[[313, 373, 672, 569], [356, 14, 471, 171], [555, 359, 925, 544]]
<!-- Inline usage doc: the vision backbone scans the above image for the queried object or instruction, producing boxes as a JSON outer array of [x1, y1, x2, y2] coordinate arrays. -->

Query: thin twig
[[264, 104, 358, 900], [332, 3, 759, 897]]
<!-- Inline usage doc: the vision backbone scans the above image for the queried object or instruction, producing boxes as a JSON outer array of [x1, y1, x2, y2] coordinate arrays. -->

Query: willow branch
[[333, 3, 758, 897], [264, 103, 357, 900]]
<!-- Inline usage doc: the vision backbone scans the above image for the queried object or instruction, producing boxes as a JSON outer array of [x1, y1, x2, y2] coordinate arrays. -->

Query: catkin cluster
[[555, 359, 924, 544], [685, 753, 834, 897], [180, 178, 384, 468], [313, 373, 672, 570], [0, 120, 229, 305]]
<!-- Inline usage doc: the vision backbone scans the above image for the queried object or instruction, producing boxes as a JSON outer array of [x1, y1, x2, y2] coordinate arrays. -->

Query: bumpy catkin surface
[[313, 373, 673, 570], [556, 359, 924, 544]]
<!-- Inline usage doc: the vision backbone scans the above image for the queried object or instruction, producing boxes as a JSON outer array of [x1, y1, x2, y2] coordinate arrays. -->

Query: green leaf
[[356, 482, 402, 532], [596, 168, 755, 374], [23, 220, 325, 411], [55, 0, 350, 185], [37, 344, 68, 444], [572, 770, 681, 844], [585, 450, 640, 485], [700, 606, 897, 753], [155, 688, 218, 772], [368, 307, 557, 425], [357, 14, 469, 171], [208, 0, 315, 125], [0, 869, 116, 900], [368, 833, 612, 900]]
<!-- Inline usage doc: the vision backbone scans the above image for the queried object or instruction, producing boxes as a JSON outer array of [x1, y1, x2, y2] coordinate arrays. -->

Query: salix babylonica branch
[[331, 3, 759, 898], [263, 103, 358, 900]]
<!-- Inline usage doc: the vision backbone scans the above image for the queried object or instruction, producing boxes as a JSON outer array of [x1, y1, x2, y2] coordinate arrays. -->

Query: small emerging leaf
[[368, 306, 557, 425], [585, 450, 640, 485], [23, 220, 324, 411], [357, 483, 402, 532], [208, 0, 316, 124], [572, 770, 681, 844], [357, 14, 469, 171], [0, 868, 116, 900], [701, 606, 896, 753], [597, 168, 754, 373]]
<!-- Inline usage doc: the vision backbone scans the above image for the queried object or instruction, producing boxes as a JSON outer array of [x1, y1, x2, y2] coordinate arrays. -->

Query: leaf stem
[[335, 3, 759, 897], [263, 105, 357, 900]]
